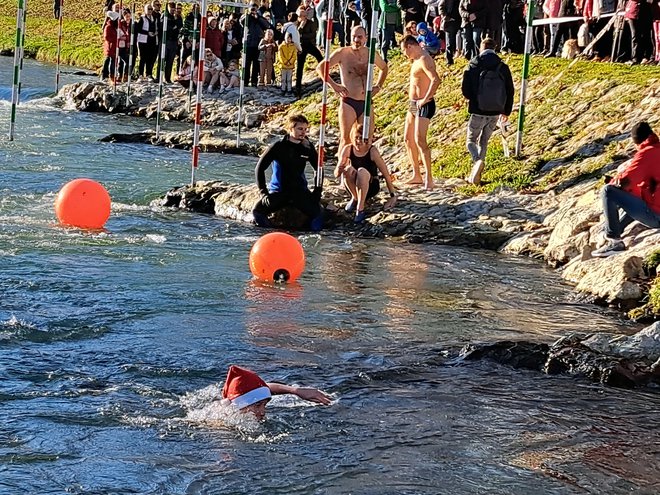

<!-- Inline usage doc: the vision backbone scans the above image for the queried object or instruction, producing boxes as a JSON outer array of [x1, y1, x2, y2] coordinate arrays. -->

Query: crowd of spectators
[[100, 0, 660, 96]]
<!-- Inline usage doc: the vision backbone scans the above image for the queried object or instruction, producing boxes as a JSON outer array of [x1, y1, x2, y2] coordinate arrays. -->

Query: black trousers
[[253, 190, 321, 219], [138, 42, 158, 78], [164, 41, 179, 83], [295, 42, 323, 92], [244, 46, 261, 86]]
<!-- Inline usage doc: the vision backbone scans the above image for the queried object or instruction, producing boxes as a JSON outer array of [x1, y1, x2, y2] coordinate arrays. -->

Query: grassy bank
[[0, 15, 103, 69]]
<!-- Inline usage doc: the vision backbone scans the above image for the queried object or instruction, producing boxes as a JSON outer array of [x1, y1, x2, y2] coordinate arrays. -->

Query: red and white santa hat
[[222, 365, 271, 409]]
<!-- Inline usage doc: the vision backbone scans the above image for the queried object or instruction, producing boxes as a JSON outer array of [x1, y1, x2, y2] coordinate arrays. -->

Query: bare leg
[[342, 167, 358, 201], [338, 102, 357, 153], [404, 111, 423, 184], [415, 116, 434, 191], [355, 168, 371, 212]]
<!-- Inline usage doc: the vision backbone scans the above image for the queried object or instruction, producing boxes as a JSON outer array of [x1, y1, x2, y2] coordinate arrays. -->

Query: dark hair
[[400, 35, 418, 47], [287, 12, 298, 22], [631, 122, 653, 145], [480, 37, 496, 51], [287, 114, 309, 129], [167, 1, 176, 8]]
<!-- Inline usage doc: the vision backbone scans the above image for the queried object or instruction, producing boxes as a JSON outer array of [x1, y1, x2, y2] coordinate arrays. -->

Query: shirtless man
[[316, 25, 388, 150], [401, 35, 440, 191]]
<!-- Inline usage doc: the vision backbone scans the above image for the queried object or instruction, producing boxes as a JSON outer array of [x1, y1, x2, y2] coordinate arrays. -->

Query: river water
[[0, 57, 658, 494]]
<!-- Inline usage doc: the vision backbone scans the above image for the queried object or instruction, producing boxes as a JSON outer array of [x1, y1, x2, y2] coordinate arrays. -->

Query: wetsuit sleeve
[[255, 142, 279, 194]]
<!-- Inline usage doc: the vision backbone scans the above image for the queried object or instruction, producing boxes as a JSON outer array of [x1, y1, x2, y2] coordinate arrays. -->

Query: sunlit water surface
[[1, 57, 658, 494]]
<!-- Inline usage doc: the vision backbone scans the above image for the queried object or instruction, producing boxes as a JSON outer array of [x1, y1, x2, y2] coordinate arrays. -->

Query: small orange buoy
[[249, 232, 305, 283], [55, 178, 111, 229]]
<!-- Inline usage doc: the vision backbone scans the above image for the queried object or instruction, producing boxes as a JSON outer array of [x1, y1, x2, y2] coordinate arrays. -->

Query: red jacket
[[616, 134, 660, 214], [206, 27, 225, 58], [103, 20, 117, 56]]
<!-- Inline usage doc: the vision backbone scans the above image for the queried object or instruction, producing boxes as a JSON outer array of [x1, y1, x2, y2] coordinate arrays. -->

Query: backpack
[[477, 62, 507, 114]]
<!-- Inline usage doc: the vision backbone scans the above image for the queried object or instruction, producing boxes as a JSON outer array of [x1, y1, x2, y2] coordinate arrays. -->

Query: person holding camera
[[593, 122, 660, 257]]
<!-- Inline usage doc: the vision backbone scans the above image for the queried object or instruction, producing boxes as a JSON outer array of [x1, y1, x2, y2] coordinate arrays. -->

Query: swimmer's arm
[[419, 56, 440, 106], [316, 50, 346, 95], [267, 382, 332, 405], [334, 145, 351, 177], [255, 143, 278, 194], [373, 52, 389, 95]]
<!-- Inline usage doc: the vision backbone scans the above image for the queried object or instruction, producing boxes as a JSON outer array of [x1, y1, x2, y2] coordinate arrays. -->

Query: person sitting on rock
[[202, 48, 225, 94], [334, 123, 397, 223], [221, 365, 331, 421], [177, 54, 194, 89], [252, 114, 324, 231], [592, 121, 660, 257], [221, 60, 241, 89]]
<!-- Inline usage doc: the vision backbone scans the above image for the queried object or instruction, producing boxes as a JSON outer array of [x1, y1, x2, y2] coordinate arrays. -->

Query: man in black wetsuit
[[252, 114, 324, 231]]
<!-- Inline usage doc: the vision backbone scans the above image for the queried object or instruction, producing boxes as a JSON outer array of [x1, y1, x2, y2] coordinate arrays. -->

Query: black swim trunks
[[408, 98, 436, 119], [342, 97, 365, 119]]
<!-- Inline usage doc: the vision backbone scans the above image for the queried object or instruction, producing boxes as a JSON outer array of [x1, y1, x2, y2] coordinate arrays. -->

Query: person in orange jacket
[[593, 121, 660, 257]]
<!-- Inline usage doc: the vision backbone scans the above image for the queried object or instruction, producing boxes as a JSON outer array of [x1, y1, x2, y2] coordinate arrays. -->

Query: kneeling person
[[253, 114, 324, 231], [334, 124, 397, 223]]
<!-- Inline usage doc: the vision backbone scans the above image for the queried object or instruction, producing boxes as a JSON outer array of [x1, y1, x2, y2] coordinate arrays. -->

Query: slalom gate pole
[[55, 0, 64, 93], [514, 0, 534, 158], [18, 0, 28, 106], [9, 0, 26, 141], [236, 7, 250, 146], [126, 2, 136, 105], [187, 8, 199, 112], [362, 0, 378, 141], [316, 0, 334, 191], [113, 0, 123, 95], [156, 9, 169, 139], [191, 0, 208, 186]]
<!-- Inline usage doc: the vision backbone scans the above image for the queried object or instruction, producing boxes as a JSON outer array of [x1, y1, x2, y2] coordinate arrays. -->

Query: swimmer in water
[[222, 365, 331, 421]]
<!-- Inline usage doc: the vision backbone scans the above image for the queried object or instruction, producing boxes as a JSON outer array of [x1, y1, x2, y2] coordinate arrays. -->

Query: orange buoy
[[55, 178, 111, 229], [249, 232, 305, 283]]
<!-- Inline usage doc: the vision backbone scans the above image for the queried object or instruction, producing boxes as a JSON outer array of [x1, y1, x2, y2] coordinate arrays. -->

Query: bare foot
[[406, 175, 424, 185], [425, 182, 435, 192]]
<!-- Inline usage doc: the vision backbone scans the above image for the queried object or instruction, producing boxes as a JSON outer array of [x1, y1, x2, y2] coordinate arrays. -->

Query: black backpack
[[477, 62, 507, 114]]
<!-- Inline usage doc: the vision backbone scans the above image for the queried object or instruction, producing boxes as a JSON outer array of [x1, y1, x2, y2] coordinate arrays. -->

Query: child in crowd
[[258, 29, 279, 86], [224, 59, 241, 89], [405, 20, 418, 37], [177, 55, 194, 89], [278, 32, 297, 95], [203, 48, 225, 94], [416, 22, 440, 56], [221, 365, 331, 421]]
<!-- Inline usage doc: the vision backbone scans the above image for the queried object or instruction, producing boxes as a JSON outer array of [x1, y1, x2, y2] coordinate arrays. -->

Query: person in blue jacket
[[252, 114, 324, 231], [415, 21, 440, 56]]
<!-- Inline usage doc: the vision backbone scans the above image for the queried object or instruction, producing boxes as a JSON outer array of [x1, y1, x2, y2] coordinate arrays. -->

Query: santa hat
[[222, 365, 271, 409]]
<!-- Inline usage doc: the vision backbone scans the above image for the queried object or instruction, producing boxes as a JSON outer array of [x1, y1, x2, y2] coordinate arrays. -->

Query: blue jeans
[[601, 184, 660, 239], [380, 24, 396, 62], [463, 25, 483, 59]]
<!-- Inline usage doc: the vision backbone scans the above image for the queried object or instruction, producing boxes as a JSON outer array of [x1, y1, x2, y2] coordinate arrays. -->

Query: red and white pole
[[191, 0, 208, 186]]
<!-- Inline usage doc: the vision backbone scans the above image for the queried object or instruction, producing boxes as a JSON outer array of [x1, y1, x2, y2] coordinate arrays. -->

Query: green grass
[[0, 16, 103, 69]]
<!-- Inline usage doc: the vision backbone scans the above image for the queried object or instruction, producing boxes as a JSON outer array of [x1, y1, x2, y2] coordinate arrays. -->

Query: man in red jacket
[[593, 121, 660, 257]]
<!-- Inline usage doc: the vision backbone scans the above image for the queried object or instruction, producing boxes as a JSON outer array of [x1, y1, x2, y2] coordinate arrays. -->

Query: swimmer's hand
[[333, 84, 349, 98], [294, 387, 332, 405]]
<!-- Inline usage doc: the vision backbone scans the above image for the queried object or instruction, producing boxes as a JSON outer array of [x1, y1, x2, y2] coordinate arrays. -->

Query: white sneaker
[[592, 238, 625, 258]]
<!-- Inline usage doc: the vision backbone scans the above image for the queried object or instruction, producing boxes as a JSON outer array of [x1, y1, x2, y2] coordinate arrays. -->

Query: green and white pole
[[236, 7, 250, 147], [9, 0, 26, 141], [362, 0, 379, 141], [156, 10, 168, 139], [55, 0, 64, 93], [18, 0, 28, 104], [515, 0, 535, 157]]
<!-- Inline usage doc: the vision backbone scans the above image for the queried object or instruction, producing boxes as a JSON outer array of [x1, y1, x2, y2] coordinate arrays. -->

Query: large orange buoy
[[55, 178, 111, 229], [249, 232, 305, 283]]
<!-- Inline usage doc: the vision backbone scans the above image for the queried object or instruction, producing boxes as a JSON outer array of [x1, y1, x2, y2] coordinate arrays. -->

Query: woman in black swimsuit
[[334, 124, 397, 223]]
